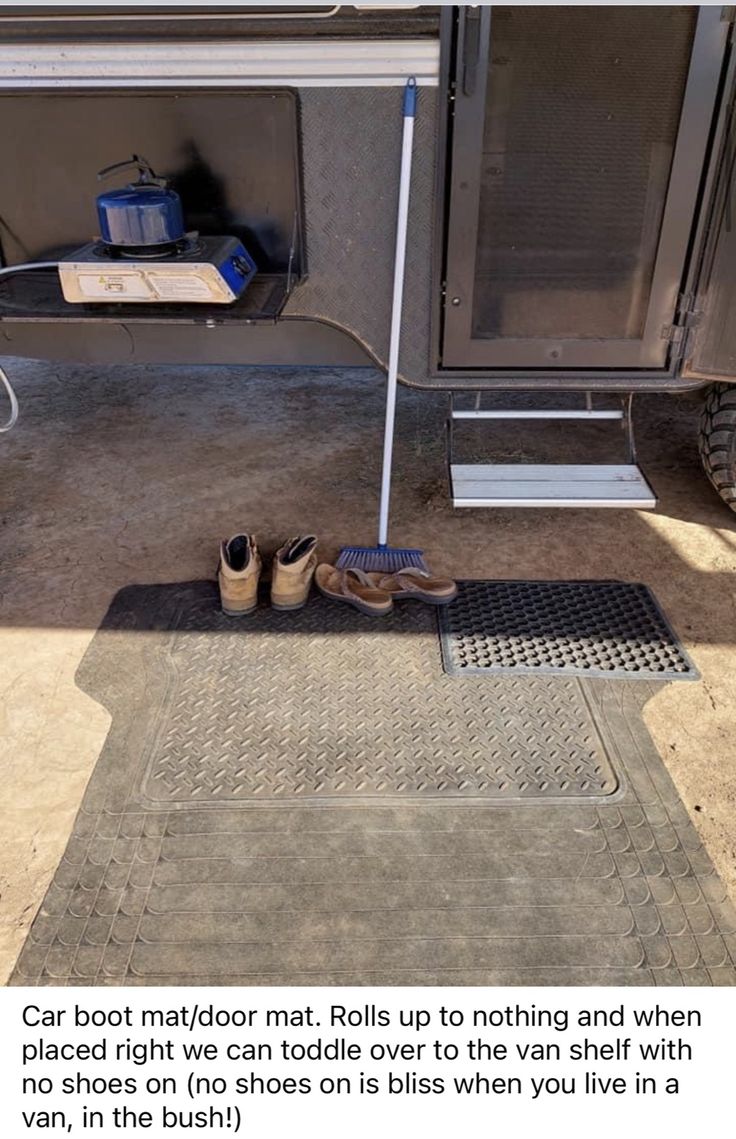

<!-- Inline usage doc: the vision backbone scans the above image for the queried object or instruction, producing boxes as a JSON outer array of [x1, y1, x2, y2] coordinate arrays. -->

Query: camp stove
[[58, 155, 256, 304]]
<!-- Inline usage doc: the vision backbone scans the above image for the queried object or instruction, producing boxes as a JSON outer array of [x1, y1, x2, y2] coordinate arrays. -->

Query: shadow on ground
[[0, 360, 735, 981]]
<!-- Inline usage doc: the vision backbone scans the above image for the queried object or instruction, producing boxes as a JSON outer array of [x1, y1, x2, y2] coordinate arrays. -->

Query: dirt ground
[[0, 358, 734, 984]]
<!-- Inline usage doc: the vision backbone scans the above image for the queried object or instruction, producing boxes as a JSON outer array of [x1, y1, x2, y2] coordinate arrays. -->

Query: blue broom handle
[[377, 77, 416, 548]]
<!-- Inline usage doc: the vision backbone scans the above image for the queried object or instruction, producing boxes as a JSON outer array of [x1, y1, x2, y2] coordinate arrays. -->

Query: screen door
[[442, 6, 727, 369]]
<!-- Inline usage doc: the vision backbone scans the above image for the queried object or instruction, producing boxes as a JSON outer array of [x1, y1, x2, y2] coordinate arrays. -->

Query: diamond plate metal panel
[[284, 88, 436, 385]]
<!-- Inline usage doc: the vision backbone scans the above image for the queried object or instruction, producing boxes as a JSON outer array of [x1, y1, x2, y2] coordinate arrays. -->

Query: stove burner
[[93, 236, 202, 261]]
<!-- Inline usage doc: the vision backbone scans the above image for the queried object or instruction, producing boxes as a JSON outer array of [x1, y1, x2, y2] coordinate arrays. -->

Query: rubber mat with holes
[[439, 580, 698, 680], [11, 581, 736, 986]]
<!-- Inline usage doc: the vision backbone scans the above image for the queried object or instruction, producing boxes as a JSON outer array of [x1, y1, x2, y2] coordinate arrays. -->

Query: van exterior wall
[[284, 86, 438, 387]]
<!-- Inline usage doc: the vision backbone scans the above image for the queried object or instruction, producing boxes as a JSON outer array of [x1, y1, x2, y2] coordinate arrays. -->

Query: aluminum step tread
[[451, 410, 624, 420], [451, 464, 656, 509]]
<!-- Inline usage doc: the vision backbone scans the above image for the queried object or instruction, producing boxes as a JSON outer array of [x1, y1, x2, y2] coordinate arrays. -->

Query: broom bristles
[[335, 546, 428, 573]]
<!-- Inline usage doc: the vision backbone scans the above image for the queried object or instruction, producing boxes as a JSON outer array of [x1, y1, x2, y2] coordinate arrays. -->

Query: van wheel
[[699, 384, 736, 512]]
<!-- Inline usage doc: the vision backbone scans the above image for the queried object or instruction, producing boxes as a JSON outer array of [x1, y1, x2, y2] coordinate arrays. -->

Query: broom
[[337, 77, 428, 574]]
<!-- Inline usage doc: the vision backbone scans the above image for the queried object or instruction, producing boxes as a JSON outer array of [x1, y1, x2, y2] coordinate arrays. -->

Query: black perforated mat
[[439, 580, 697, 681]]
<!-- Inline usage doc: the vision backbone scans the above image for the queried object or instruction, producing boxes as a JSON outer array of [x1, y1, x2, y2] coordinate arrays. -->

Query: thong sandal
[[315, 564, 394, 617], [368, 566, 458, 606]]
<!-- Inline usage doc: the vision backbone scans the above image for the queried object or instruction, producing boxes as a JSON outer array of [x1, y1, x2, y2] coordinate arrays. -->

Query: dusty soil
[[0, 359, 734, 983]]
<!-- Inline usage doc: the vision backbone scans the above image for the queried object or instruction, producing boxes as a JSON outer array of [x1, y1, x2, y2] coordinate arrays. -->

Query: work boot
[[218, 533, 261, 616], [271, 535, 318, 611]]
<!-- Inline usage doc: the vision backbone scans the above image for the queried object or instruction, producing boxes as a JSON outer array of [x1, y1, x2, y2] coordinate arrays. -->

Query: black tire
[[698, 384, 736, 512]]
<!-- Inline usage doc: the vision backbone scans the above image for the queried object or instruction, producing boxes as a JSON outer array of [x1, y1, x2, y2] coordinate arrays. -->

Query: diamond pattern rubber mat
[[138, 593, 615, 802], [439, 580, 698, 681], [12, 582, 736, 986]]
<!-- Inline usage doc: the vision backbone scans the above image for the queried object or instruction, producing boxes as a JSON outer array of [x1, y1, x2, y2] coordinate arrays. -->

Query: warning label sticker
[[76, 274, 152, 300], [149, 273, 225, 301]]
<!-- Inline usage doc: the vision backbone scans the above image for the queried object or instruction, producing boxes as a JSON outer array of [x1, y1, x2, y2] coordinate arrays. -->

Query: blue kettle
[[96, 155, 185, 249]]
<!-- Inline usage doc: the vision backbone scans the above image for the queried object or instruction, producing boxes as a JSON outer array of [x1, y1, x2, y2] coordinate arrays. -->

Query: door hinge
[[661, 294, 701, 344]]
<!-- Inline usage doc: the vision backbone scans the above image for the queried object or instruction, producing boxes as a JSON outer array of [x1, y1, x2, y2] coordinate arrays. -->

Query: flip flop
[[315, 564, 394, 617], [368, 567, 458, 605]]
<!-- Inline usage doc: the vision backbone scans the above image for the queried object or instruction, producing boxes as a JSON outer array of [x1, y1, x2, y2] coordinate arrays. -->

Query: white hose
[[0, 364, 18, 432], [0, 364, 18, 430], [0, 261, 59, 433], [0, 261, 59, 278]]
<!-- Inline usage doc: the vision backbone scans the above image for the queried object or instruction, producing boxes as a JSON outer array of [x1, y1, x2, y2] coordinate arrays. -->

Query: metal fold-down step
[[450, 463, 657, 509], [447, 393, 657, 509]]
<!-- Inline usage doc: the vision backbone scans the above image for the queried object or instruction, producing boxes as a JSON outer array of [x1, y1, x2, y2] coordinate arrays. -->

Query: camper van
[[4, 5, 736, 995], [0, 3, 735, 512]]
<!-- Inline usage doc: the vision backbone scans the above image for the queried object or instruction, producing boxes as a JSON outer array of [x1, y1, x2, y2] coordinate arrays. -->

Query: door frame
[[681, 36, 736, 383], [440, 5, 729, 371]]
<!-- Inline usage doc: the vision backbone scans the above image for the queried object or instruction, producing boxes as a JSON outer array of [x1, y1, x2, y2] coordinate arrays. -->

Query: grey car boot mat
[[12, 582, 736, 986]]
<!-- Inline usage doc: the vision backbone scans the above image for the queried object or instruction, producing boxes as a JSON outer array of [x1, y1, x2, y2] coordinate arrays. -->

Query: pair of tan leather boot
[[218, 534, 318, 616]]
